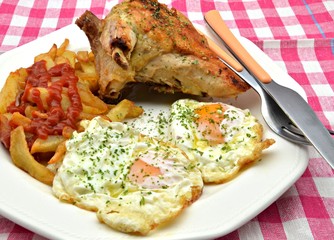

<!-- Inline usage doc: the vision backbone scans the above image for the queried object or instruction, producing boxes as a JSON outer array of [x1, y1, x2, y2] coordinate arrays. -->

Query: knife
[[204, 10, 334, 169]]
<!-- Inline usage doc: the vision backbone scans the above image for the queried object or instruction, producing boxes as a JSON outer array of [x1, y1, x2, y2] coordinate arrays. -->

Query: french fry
[[126, 104, 144, 118], [0, 68, 27, 114], [0, 114, 12, 149], [77, 51, 96, 73], [41, 55, 56, 70], [88, 51, 95, 61], [78, 83, 108, 114], [25, 87, 50, 110], [76, 51, 90, 62], [106, 99, 143, 122], [30, 111, 48, 119], [9, 112, 31, 128], [106, 100, 131, 122], [61, 50, 77, 68], [55, 55, 71, 66], [34, 44, 57, 69], [10, 126, 55, 185], [24, 105, 38, 119], [76, 71, 99, 92], [76, 51, 98, 91], [1, 39, 145, 186], [48, 141, 66, 164], [62, 126, 75, 139], [60, 92, 71, 111], [34, 44, 57, 62], [56, 38, 69, 56], [31, 135, 65, 154], [34, 39, 75, 68]]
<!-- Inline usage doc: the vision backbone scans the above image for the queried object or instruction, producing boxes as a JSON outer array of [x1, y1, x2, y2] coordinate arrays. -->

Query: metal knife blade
[[204, 10, 334, 169], [260, 81, 334, 169]]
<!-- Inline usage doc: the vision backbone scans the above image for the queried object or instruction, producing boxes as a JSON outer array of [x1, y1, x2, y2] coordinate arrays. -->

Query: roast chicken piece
[[76, 0, 250, 100]]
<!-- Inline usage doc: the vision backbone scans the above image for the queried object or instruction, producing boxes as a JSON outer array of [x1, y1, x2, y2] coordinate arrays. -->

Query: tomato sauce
[[7, 60, 82, 140]]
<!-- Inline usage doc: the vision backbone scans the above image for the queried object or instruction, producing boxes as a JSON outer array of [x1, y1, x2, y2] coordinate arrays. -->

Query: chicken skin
[[76, 0, 250, 100]]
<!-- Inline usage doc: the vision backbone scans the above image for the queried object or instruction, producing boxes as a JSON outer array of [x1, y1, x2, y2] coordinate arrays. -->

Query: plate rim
[[0, 23, 309, 240]]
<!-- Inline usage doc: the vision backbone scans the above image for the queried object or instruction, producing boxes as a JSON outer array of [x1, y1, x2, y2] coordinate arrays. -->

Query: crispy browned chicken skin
[[76, 0, 249, 100]]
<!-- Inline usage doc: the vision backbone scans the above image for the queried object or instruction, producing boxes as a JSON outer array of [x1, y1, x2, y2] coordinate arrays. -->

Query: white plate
[[0, 24, 308, 240]]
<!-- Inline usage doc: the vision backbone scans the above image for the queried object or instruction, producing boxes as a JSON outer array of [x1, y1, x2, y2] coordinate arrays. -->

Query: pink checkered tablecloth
[[0, 0, 333, 239]]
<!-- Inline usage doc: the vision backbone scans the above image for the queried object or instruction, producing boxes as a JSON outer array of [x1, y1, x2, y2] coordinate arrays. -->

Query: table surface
[[0, 0, 333, 239]]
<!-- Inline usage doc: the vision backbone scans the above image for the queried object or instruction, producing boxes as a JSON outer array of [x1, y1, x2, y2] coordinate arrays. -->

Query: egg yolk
[[194, 103, 225, 145], [129, 159, 162, 184]]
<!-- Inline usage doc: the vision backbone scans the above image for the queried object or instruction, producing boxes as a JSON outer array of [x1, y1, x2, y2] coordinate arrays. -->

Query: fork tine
[[261, 112, 311, 145], [286, 121, 334, 136], [280, 127, 311, 145]]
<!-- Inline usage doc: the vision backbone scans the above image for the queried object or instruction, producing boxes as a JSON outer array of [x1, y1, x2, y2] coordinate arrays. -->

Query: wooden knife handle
[[205, 10, 272, 83], [200, 31, 243, 72]]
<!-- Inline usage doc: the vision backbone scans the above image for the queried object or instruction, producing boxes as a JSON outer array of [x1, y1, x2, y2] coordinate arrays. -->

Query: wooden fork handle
[[205, 10, 272, 83]]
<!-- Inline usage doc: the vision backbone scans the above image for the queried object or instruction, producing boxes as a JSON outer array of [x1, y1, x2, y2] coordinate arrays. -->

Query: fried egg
[[52, 117, 203, 235], [168, 99, 275, 183]]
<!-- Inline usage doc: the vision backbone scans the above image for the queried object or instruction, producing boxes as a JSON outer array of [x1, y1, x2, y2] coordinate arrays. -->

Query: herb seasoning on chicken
[[76, 0, 250, 101]]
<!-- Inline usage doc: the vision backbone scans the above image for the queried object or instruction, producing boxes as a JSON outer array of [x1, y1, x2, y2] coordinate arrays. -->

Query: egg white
[[167, 99, 274, 183], [52, 117, 203, 235]]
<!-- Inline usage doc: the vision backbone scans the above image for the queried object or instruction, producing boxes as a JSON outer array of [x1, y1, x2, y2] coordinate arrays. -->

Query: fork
[[202, 25, 334, 145], [223, 58, 313, 144]]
